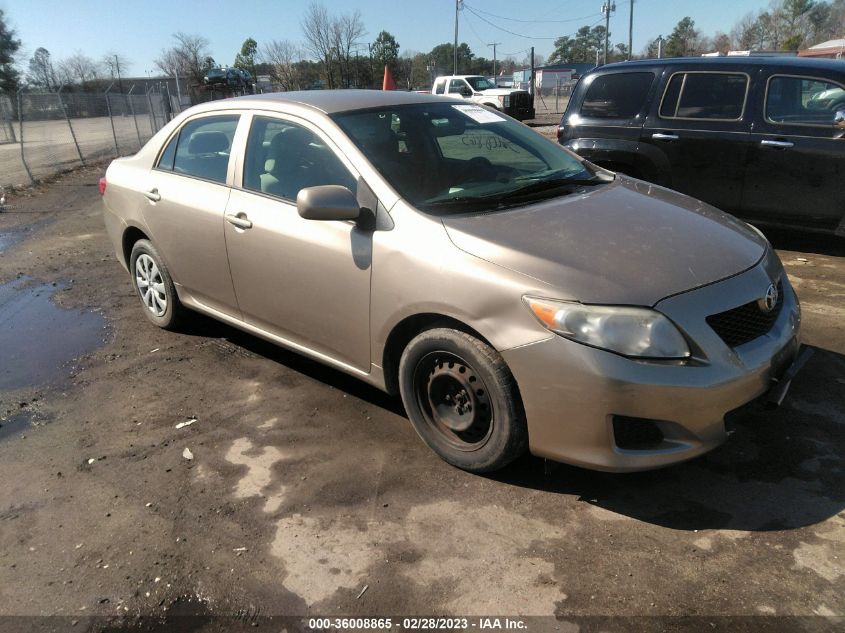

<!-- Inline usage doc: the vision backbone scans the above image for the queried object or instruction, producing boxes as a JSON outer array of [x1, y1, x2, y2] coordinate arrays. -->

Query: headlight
[[524, 297, 690, 359]]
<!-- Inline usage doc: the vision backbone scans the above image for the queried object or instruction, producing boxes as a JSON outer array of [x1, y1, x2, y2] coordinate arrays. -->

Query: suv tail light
[[556, 126, 563, 142], [98, 177, 107, 195]]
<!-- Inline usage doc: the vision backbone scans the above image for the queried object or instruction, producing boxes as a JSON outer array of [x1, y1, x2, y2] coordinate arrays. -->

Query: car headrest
[[264, 127, 315, 173], [188, 131, 229, 155]]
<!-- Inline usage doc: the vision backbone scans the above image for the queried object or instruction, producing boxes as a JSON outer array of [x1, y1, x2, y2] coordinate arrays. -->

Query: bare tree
[[27, 47, 58, 91], [155, 32, 213, 85], [101, 52, 131, 82], [301, 2, 336, 88], [59, 52, 99, 86], [331, 10, 365, 88], [262, 39, 303, 91]]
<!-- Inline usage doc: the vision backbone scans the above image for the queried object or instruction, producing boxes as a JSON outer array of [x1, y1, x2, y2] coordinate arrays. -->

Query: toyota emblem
[[758, 283, 779, 313]]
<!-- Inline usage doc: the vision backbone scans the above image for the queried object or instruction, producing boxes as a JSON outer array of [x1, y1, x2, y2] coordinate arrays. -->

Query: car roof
[[204, 89, 447, 115], [597, 56, 845, 73]]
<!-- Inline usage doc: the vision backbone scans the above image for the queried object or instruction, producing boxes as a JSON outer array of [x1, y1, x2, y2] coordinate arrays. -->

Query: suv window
[[766, 75, 845, 126], [580, 72, 654, 118], [659, 72, 748, 120], [243, 116, 356, 201], [166, 115, 239, 184], [434, 80, 446, 95]]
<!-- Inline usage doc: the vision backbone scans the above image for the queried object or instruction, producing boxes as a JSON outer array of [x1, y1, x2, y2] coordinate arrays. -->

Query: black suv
[[558, 57, 845, 235]]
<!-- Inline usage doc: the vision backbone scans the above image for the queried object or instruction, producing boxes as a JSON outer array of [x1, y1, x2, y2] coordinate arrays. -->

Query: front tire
[[129, 239, 186, 330], [398, 328, 528, 472]]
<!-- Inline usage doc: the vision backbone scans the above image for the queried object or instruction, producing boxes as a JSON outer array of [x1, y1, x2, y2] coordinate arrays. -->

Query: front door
[[742, 72, 845, 231], [223, 114, 372, 372], [641, 69, 752, 213]]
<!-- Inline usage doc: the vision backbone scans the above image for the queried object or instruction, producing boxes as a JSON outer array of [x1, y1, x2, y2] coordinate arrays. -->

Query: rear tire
[[129, 239, 186, 330], [398, 328, 528, 472]]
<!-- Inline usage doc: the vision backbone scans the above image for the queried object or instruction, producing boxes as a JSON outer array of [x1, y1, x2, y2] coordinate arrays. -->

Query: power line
[[463, 10, 489, 48], [464, 3, 602, 25], [463, 4, 603, 40]]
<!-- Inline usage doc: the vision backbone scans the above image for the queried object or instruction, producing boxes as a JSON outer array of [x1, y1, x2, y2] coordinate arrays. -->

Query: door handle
[[760, 139, 794, 149], [225, 213, 253, 230], [143, 188, 161, 202], [651, 133, 679, 141]]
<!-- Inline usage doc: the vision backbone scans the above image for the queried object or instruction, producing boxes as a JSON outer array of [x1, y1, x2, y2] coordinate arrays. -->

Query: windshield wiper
[[423, 175, 611, 210], [495, 175, 609, 202]]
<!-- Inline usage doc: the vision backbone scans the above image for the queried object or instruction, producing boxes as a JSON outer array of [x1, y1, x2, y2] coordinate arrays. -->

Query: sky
[[4, 0, 772, 77]]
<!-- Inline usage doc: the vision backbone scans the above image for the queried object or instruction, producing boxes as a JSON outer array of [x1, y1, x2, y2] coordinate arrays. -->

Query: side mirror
[[834, 109, 845, 130], [296, 185, 361, 222]]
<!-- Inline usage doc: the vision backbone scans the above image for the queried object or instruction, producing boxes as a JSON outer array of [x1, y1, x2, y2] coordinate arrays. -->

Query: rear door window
[[434, 80, 446, 95], [659, 72, 749, 120], [766, 75, 845, 127], [169, 115, 240, 184], [579, 72, 654, 118]]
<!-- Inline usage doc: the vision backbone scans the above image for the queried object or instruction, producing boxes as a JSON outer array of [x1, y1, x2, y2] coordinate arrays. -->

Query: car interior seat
[[179, 130, 230, 182]]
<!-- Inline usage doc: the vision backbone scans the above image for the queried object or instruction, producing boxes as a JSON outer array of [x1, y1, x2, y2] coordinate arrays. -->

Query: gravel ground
[[0, 166, 842, 633]]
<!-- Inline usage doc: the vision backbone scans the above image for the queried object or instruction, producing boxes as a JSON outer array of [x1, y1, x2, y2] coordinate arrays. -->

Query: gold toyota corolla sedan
[[100, 90, 807, 473]]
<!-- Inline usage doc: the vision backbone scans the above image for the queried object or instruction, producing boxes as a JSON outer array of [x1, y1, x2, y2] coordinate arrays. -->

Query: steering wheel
[[466, 156, 498, 182]]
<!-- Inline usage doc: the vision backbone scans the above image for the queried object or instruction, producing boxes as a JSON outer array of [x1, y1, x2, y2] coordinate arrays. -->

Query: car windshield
[[332, 102, 605, 213], [466, 76, 495, 91]]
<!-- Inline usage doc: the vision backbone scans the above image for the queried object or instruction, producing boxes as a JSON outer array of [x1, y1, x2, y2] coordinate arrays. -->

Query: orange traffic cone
[[382, 65, 397, 91]]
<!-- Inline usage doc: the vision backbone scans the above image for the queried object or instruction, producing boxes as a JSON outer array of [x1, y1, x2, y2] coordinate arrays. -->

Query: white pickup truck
[[432, 75, 535, 121]]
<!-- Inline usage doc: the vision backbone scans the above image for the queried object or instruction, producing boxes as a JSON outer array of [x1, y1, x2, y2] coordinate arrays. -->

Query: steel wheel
[[413, 351, 494, 451], [399, 328, 528, 472], [134, 253, 167, 317]]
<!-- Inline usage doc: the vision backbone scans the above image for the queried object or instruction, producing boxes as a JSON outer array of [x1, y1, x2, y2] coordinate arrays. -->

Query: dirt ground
[[0, 166, 843, 632]]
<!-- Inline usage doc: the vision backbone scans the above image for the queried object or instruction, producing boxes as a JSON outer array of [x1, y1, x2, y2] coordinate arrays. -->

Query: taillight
[[556, 126, 563, 142], [98, 177, 107, 195]]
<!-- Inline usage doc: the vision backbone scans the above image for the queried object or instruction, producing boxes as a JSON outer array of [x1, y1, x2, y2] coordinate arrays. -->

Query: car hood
[[441, 177, 768, 306], [478, 88, 524, 96]]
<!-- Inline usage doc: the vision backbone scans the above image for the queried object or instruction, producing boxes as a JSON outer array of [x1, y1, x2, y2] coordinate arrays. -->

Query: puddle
[[0, 413, 30, 441], [0, 279, 107, 391], [0, 222, 48, 254]]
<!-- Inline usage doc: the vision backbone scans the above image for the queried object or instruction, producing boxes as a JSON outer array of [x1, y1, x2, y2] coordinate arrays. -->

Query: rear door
[[742, 71, 845, 231], [641, 68, 752, 212], [144, 113, 241, 316]]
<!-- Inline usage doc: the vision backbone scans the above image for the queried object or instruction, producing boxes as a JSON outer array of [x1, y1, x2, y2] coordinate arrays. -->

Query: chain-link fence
[[0, 95, 15, 144], [1, 89, 178, 187]]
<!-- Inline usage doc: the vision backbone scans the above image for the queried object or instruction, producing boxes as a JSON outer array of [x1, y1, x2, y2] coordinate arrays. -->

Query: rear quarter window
[[579, 72, 654, 118]]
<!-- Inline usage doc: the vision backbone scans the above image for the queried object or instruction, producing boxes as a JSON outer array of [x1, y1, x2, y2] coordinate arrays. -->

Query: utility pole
[[454, 0, 462, 75], [601, 1, 616, 66], [628, 0, 634, 61], [488, 42, 501, 77], [530, 46, 535, 105], [656, 35, 664, 59], [115, 54, 124, 93]]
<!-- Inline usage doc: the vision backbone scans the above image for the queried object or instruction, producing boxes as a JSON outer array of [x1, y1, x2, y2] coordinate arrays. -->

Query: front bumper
[[501, 254, 802, 472], [504, 105, 535, 121]]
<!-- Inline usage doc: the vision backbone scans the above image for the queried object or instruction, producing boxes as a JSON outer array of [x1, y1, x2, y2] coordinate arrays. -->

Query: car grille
[[511, 92, 530, 108], [706, 280, 784, 348]]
